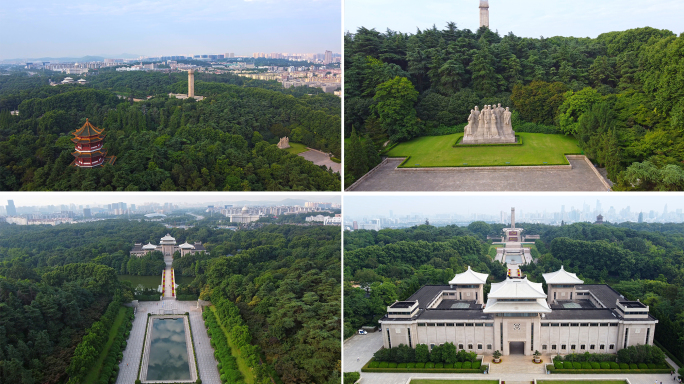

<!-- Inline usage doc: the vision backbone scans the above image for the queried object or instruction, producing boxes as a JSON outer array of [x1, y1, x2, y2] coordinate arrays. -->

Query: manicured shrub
[[590, 362, 600, 369], [581, 362, 592, 369], [647, 363, 656, 369], [473, 361, 481, 369], [415, 363, 425, 368], [343, 372, 360, 383], [444, 363, 453, 368], [453, 362, 462, 369], [619, 363, 629, 369], [462, 361, 471, 369], [571, 362, 581, 369], [433, 363, 442, 368], [554, 361, 564, 369], [609, 362, 619, 369], [406, 362, 415, 368], [638, 363, 648, 369], [547, 365, 556, 371], [368, 361, 379, 368], [378, 362, 388, 368], [600, 362, 610, 369], [629, 363, 638, 369], [563, 362, 573, 369], [425, 362, 434, 368], [397, 363, 407, 368], [388, 362, 397, 368]]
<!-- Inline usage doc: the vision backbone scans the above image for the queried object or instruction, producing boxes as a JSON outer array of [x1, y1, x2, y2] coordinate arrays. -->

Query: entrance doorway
[[509, 341, 525, 355]]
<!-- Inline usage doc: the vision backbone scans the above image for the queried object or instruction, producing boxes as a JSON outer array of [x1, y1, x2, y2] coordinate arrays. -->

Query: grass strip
[[410, 380, 499, 384], [284, 142, 309, 155], [83, 306, 127, 384], [210, 306, 255, 384]]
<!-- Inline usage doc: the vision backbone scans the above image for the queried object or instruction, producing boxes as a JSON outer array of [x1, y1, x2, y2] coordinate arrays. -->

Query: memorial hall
[[130, 233, 207, 257], [379, 267, 658, 356]]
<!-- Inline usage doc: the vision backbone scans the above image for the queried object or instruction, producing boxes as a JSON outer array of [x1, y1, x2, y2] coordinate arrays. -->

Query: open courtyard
[[344, 333, 680, 384], [384, 133, 582, 168]]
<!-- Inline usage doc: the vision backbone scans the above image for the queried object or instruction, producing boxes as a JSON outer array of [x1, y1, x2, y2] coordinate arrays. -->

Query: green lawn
[[385, 132, 582, 167], [537, 381, 626, 384], [284, 142, 309, 155], [410, 380, 499, 384], [83, 306, 127, 384], [209, 306, 255, 384]]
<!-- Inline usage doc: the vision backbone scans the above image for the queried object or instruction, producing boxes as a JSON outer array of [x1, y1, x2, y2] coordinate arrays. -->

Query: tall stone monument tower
[[479, 0, 489, 28], [188, 69, 195, 98]]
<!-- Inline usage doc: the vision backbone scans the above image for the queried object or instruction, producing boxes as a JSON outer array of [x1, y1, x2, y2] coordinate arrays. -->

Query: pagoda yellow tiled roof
[[72, 118, 104, 137]]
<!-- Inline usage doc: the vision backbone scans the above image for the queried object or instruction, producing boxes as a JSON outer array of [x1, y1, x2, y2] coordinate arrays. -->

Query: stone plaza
[[347, 157, 612, 191]]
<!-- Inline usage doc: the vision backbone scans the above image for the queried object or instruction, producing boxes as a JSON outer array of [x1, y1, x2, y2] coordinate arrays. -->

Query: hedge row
[[553, 361, 667, 370], [93, 307, 135, 384], [203, 310, 246, 384], [547, 363, 671, 374], [370, 361, 482, 369], [66, 295, 124, 384], [361, 358, 487, 374]]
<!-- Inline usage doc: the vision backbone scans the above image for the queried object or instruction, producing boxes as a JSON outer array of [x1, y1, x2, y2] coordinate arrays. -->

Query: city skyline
[[0, 193, 340, 209], [0, 0, 341, 60], [345, 194, 684, 223], [345, 0, 684, 39]]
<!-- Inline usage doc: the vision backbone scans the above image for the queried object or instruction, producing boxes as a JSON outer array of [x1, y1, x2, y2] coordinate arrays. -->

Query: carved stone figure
[[461, 104, 515, 144]]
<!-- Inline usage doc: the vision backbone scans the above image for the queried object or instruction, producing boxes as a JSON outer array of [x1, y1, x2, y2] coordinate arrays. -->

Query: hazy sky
[[345, 0, 684, 38], [344, 194, 684, 218], [0, 192, 340, 207], [0, 0, 341, 60]]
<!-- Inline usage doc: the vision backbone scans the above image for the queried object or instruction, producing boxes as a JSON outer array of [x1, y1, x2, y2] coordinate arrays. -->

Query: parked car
[[358, 329, 367, 335]]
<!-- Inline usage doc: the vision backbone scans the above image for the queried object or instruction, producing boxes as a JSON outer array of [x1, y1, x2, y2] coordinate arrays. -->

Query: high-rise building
[[83, 208, 92, 218], [323, 50, 333, 65], [6, 200, 16, 216], [479, 0, 489, 28]]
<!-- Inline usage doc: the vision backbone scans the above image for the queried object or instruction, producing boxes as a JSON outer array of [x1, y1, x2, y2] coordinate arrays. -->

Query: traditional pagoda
[[70, 119, 115, 167]]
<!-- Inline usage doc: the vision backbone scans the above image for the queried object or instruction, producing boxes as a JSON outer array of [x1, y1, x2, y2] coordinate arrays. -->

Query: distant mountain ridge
[[0, 53, 140, 63]]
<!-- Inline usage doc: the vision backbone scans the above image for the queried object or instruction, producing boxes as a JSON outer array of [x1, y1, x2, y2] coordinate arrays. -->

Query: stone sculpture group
[[462, 103, 515, 144], [277, 136, 291, 149]]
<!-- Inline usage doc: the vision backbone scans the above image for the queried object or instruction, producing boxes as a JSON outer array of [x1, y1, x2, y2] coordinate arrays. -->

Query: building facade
[[379, 266, 657, 356], [130, 233, 207, 257]]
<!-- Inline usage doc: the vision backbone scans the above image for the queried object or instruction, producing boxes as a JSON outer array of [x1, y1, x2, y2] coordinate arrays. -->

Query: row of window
[[428, 343, 493, 350], [542, 344, 615, 351], [418, 323, 494, 327], [541, 323, 618, 327]]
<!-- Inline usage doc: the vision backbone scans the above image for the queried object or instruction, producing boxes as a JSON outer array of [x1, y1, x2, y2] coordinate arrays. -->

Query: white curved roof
[[179, 242, 195, 249], [242, 206, 248, 212], [142, 242, 157, 250], [488, 277, 546, 299], [449, 266, 488, 285], [160, 233, 175, 241], [483, 298, 551, 313], [543, 265, 584, 285]]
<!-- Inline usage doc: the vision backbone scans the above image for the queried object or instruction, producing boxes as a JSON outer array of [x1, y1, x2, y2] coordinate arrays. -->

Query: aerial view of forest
[[0, 218, 341, 384], [0, 69, 341, 191]]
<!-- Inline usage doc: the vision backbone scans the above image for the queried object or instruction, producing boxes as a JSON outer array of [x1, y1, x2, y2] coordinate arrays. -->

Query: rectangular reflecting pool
[[142, 316, 196, 382]]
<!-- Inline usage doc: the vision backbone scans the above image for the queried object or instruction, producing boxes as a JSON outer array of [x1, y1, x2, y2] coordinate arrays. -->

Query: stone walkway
[[348, 158, 610, 191], [116, 300, 220, 384], [299, 148, 341, 173]]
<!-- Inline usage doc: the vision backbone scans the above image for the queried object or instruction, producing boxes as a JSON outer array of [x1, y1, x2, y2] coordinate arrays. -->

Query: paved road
[[299, 149, 341, 173], [116, 300, 220, 384], [349, 158, 610, 191]]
